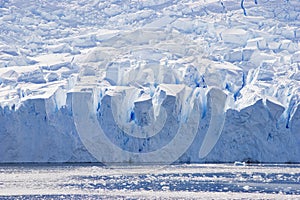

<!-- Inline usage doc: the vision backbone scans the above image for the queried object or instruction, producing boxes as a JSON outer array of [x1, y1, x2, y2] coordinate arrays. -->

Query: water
[[0, 163, 300, 199]]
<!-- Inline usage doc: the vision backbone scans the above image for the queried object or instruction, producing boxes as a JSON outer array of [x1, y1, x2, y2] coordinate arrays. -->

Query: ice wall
[[1, 84, 299, 163], [0, 96, 96, 163]]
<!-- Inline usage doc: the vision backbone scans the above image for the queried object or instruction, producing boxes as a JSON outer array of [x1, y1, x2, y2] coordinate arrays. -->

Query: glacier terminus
[[0, 0, 300, 164]]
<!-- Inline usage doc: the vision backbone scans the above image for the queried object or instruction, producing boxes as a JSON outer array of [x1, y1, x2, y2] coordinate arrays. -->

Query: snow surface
[[0, 0, 300, 163]]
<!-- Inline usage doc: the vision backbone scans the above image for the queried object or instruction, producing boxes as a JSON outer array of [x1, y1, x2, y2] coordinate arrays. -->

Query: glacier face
[[0, 0, 300, 164]]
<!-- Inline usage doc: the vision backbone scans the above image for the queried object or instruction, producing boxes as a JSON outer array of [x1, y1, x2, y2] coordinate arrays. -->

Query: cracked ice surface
[[0, 0, 300, 164]]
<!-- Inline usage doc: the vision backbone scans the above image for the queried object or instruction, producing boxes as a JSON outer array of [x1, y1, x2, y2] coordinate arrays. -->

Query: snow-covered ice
[[0, 0, 300, 164]]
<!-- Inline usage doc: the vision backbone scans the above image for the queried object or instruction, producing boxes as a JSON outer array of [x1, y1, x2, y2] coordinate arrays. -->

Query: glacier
[[0, 0, 300, 164]]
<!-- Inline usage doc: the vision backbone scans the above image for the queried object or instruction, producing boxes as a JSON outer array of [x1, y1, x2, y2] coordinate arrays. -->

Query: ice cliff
[[0, 0, 300, 164]]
